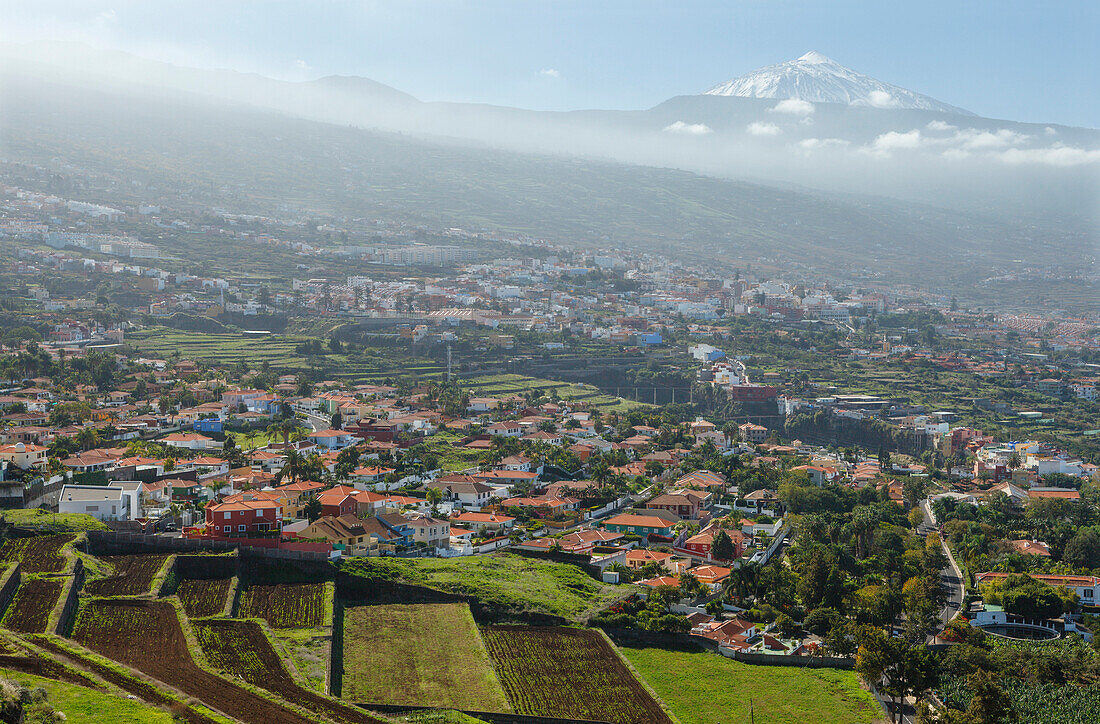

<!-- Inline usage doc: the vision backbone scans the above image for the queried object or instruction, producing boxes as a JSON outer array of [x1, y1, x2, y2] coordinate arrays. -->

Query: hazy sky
[[2, 0, 1097, 127]]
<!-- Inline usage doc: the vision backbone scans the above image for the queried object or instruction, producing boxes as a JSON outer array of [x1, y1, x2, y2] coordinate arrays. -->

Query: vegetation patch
[[71, 598, 316, 724], [481, 626, 672, 724], [620, 645, 879, 724], [194, 619, 384, 724], [85, 555, 170, 596], [338, 554, 628, 622], [0, 535, 75, 574], [0, 666, 178, 724], [1, 578, 62, 634], [0, 510, 107, 532], [177, 578, 232, 618], [341, 603, 509, 712], [238, 583, 326, 628]]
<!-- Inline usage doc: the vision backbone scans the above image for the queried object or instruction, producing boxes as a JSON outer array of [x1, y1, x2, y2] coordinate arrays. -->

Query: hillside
[[0, 65, 1082, 293]]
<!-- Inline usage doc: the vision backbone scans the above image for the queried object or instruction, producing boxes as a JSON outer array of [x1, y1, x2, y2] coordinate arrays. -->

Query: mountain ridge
[[703, 51, 974, 116]]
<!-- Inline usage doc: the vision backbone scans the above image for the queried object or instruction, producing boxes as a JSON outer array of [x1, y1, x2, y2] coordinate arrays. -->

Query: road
[[918, 497, 966, 637]]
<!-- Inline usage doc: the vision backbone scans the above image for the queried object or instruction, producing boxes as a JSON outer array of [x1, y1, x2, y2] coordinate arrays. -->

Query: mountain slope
[[704, 51, 973, 115]]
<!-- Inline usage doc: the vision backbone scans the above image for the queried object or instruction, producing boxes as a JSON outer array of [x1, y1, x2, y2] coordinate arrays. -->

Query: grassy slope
[[342, 603, 509, 711], [620, 646, 880, 724], [338, 554, 630, 622], [0, 510, 108, 531], [0, 667, 176, 723]]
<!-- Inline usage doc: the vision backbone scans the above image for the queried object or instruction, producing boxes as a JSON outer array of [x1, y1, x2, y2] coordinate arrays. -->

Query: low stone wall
[[357, 703, 609, 724], [0, 563, 21, 618]]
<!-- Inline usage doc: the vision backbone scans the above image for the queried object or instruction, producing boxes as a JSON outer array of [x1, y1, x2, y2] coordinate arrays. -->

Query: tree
[[331, 411, 343, 430], [999, 575, 1065, 619], [1063, 529, 1100, 569], [425, 487, 443, 511], [856, 629, 938, 723], [304, 497, 322, 523], [711, 529, 736, 561]]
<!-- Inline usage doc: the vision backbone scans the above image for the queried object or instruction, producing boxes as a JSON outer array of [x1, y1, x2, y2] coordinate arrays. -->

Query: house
[[517, 528, 624, 553], [737, 489, 781, 516], [739, 423, 768, 443], [60, 449, 117, 473], [307, 429, 356, 451], [485, 421, 523, 437], [58, 484, 133, 521], [688, 564, 732, 588], [522, 431, 562, 445], [161, 432, 216, 451], [682, 526, 748, 561], [424, 478, 495, 509], [0, 443, 47, 470], [625, 549, 674, 570], [296, 514, 400, 555], [271, 480, 326, 519], [450, 511, 515, 533], [1028, 487, 1081, 502], [467, 397, 502, 413], [646, 491, 707, 519], [603, 513, 676, 541], [317, 486, 361, 518], [400, 512, 451, 548], [696, 617, 758, 649], [1010, 540, 1051, 556], [204, 495, 282, 538], [499, 454, 535, 472]]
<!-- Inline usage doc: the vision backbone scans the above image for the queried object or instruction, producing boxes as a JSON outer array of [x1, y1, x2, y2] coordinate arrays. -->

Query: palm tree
[[275, 449, 305, 484]]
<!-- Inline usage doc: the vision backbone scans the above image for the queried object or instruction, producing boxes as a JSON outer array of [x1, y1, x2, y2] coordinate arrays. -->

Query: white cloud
[[799, 137, 849, 151], [295, 59, 312, 71], [539, 68, 560, 78], [746, 121, 781, 136], [663, 121, 713, 136], [942, 148, 971, 160], [769, 99, 815, 116], [865, 90, 901, 109], [867, 130, 923, 156], [998, 145, 1100, 167], [94, 9, 116, 26], [953, 128, 1029, 150], [926, 120, 956, 132], [1044, 126, 1058, 136]]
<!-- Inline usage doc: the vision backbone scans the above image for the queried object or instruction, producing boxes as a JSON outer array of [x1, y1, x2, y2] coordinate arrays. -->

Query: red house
[[317, 485, 361, 518], [205, 496, 282, 538], [683, 526, 748, 561]]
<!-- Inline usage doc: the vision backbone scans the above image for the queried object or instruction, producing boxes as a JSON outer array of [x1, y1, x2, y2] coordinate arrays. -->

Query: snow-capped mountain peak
[[703, 52, 972, 115]]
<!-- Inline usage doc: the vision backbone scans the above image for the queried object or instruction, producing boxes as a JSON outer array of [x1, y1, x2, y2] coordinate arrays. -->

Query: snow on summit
[[703, 52, 973, 115]]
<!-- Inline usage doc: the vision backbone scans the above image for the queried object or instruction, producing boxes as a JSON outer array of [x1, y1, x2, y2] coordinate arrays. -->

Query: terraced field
[[85, 555, 169, 596], [461, 373, 648, 412], [2, 578, 62, 633], [72, 598, 315, 724], [482, 626, 671, 724], [176, 578, 232, 618], [238, 583, 326, 628], [194, 619, 384, 724], [0, 535, 75, 574], [341, 603, 509, 711]]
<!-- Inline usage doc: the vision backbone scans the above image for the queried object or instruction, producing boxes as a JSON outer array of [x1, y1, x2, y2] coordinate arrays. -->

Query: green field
[[0, 509, 107, 531], [338, 554, 630, 622], [461, 373, 650, 413], [341, 603, 509, 711], [620, 646, 880, 724], [0, 667, 177, 723]]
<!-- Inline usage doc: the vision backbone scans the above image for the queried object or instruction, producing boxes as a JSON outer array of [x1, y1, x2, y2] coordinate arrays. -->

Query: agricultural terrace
[[0, 666, 179, 724], [341, 603, 509, 712], [176, 578, 233, 618], [2, 578, 62, 633], [481, 627, 673, 724], [338, 554, 629, 622], [238, 583, 326, 628], [620, 646, 880, 724], [85, 555, 170, 596], [462, 373, 650, 413], [71, 599, 315, 724], [0, 535, 75, 574], [31, 637, 224, 724], [193, 619, 386, 724], [124, 327, 444, 381]]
